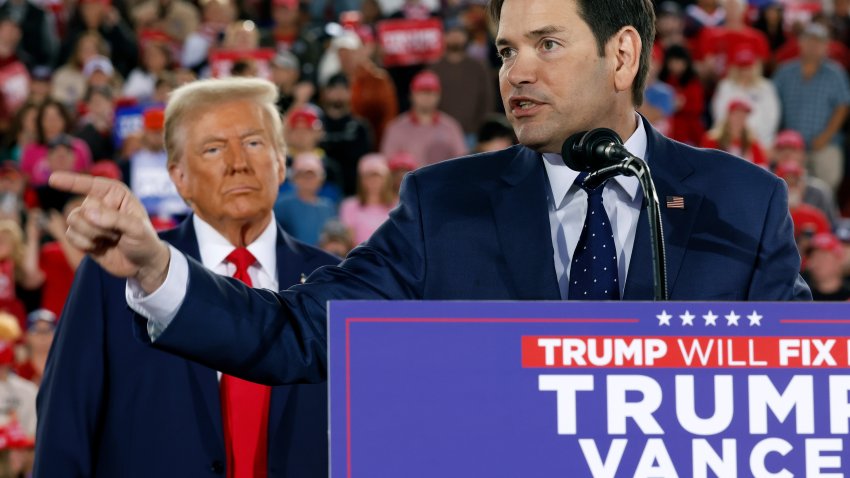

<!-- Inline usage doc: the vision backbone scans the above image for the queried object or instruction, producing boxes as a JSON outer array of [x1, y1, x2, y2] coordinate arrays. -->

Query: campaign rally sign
[[376, 18, 443, 67], [329, 301, 850, 477], [209, 48, 275, 79]]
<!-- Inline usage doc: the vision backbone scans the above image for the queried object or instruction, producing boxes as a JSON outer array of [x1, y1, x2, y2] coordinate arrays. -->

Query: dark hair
[[477, 115, 517, 144], [487, 0, 656, 106], [659, 44, 697, 86], [35, 99, 73, 145]]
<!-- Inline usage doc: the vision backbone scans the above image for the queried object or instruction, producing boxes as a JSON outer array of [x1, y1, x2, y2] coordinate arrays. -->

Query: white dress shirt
[[542, 116, 647, 298], [127, 214, 279, 340], [129, 117, 649, 337]]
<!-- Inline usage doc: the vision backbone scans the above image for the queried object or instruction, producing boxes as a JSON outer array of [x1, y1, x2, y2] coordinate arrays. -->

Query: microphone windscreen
[[561, 131, 592, 172]]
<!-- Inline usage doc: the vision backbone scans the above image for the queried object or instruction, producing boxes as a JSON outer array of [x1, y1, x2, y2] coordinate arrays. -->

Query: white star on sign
[[703, 311, 718, 326], [657, 310, 672, 326], [725, 311, 740, 326], [680, 310, 695, 326], [747, 311, 763, 326]]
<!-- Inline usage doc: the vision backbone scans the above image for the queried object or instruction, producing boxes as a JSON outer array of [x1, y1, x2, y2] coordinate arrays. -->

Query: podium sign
[[329, 301, 850, 477]]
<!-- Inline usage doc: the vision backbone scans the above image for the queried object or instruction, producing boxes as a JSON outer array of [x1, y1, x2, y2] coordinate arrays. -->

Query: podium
[[329, 301, 850, 477]]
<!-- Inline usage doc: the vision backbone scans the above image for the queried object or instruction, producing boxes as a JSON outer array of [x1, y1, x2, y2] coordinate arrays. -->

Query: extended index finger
[[48, 172, 96, 195]]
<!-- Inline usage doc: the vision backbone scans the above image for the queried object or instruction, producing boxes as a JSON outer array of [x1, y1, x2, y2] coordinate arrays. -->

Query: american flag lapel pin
[[666, 196, 685, 209]]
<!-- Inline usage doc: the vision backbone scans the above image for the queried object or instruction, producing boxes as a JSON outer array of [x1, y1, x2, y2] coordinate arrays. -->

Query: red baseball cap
[[791, 204, 831, 237], [89, 160, 123, 181], [774, 160, 804, 179], [287, 106, 322, 130], [775, 130, 805, 150], [809, 233, 843, 256], [727, 98, 752, 114], [388, 151, 418, 172], [730, 47, 758, 67], [411, 71, 441, 93]]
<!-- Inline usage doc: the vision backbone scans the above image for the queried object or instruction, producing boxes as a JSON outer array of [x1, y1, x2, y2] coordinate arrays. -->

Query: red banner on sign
[[522, 336, 850, 368], [377, 18, 444, 67]]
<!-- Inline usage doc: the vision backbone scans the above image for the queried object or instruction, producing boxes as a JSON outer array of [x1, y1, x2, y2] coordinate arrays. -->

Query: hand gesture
[[49, 172, 171, 292]]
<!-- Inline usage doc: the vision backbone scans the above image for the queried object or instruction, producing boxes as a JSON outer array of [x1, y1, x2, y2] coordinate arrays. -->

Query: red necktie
[[220, 247, 270, 478]]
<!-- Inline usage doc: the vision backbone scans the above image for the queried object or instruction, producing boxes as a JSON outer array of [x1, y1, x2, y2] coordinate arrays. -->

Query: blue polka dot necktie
[[568, 173, 620, 300]]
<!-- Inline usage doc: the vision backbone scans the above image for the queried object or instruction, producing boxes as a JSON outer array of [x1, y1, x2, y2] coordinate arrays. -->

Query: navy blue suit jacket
[[34, 219, 339, 477], [151, 119, 811, 385]]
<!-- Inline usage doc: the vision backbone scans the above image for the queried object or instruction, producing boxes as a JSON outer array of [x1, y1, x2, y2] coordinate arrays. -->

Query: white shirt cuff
[[125, 245, 189, 341]]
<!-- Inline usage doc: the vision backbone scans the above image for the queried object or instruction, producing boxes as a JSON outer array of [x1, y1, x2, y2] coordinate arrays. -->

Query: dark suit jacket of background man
[[148, 116, 812, 386], [34, 218, 339, 477]]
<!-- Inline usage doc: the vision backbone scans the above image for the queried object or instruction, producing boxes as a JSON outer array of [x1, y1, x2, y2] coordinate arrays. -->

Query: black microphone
[[561, 128, 648, 190], [560, 127, 669, 300]]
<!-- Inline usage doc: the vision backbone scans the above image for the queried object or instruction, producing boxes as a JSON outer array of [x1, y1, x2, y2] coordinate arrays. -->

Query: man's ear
[[610, 26, 641, 96], [168, 160, 189, 199], [276, 149, 287, 186]]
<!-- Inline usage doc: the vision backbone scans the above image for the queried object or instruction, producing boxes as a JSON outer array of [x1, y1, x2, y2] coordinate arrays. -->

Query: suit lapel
[[267, 224, 307, 443], [490, 147, 561, 300], [163, 217, 226, 445], [624, 120, 704, 299]]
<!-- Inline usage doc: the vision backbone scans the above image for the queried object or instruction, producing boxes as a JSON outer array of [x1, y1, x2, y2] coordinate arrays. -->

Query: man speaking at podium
[[52, 0, 811, 386]]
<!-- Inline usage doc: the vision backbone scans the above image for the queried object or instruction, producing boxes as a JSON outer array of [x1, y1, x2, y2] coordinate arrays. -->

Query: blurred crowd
[[0, 0, 846, 474]]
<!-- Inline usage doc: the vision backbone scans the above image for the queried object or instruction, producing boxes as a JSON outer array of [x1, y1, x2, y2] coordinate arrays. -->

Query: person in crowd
[[33, 135, 85, 211], [60, 0, 138, 78], [15, 308, 56, 385], [654, 1, 688, 50], [691, 0, 769, 85], [639, 43, 675, 137], [325, 30, 397, 146], [0, 17, 31, 131], [773, 129, 839, 229], [752, 0, 786, 74], [700, 99, 768, 167], [658, 44, 705, 146], [318, 219, 354, 258], [80, 54, 120, 94], [49, 0, 812, 402], [711, 45, 780, 148], [0, 0, 56, 68], [774, 15, 850, 71], [340, 154, 395, 244], [25, 200, 83, 317], [319, 73, 373, 197], [0, 219, 41, 328], [827, 0, 850, 46], [684, 0, 724, 38], [1, 102, 38, 163], [274, 152, 337, 245], [180, 0, 236, 72], [122, 33, 173, 102], [261, 0, 324, 85], [75, 86, 116, 161], [123, 108, 190, 223], [50, 31, 109, 109], [773, 22, 850, 193], [308, 0, 362, 24], [431, 25, 495, 148], [269, 51, 313, 116], [130, 0, 199, 45], [804, 233, 850, 301], [381, 70, 467, 166], [27, 67, 53, 105], [281, 105, 344, 205], [35, 77, 339, 477], [474, 115, 516, 153], [20, 100, 91, 187], [0, 320, 36, 475], [387, 150, 416, 200]]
